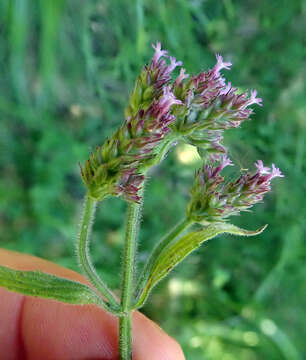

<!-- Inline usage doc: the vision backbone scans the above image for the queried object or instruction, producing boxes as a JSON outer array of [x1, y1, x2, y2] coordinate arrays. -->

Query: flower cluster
[[81, 43, 182, 202], [187, 157, 284, 223], [81, 42, 268, 203], [172, 55, 262, 157]]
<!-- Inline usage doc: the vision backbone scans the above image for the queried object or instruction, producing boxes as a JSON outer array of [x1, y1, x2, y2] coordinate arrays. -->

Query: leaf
[[135, 223, 267, 308], [0, 265, 115, 311]]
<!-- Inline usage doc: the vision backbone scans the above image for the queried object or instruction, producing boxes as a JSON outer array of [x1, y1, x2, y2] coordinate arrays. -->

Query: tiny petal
[[249, 90, 263, 106], [152, 42, 168, 64], [214, 54, 232, 75], [164, 85, 182, 104], [175, 68, 189, 85], [255, 160, 270, 175], [212, 155, 233, 176], [158, 85, 183, 114], [168, 56, 183, 73], [271, 164, 284, 178], [221, 155, 234, 168]]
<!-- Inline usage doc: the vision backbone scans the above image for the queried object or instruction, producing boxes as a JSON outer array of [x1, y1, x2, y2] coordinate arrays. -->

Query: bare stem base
[[119, 197, 143, 359], [119, 314, 132, 359]]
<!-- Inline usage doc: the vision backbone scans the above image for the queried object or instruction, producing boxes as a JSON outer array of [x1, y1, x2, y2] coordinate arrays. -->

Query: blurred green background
[[0, 0, 305, 359]]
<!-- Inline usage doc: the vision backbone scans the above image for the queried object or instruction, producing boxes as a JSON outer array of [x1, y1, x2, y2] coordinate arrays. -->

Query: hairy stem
[[134, 217, 193, 308], [77, 194, 119, 312], [119, 197, 143, 360]]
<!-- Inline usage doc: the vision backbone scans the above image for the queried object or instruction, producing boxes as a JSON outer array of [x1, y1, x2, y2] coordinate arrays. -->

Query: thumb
[[0, 248, 185, 360]]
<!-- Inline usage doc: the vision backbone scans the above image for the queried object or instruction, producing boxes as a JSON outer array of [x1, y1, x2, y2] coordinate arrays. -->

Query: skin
[[0, 249, 185, 360]]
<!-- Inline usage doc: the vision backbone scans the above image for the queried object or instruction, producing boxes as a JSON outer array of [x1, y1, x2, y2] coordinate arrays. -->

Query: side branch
[[77, 194, 119, 311]]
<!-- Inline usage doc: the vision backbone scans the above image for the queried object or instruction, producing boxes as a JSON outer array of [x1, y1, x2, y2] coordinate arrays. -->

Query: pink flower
[[152, 42, 168, 65], [241, 90, 263, 109], [270, 164, 284, 179], [157, 86, 183, 116], [213, 54, 232, 76], [167, 56, 183, 73], [255, 160, 270, 174], [249, 90, 263, 106], [255, 161, 283, 181], [211, 155, 233, 177], [175, 68, 189, 85]]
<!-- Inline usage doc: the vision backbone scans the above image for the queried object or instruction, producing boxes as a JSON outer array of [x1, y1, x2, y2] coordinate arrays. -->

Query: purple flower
[[167, 56, 183, 73], [151, 42, 168, 66], [213, 54, 232, 76], [156, 86, 183, 117], [212, 155, 233, 176], [255, 160, 271, 175], [271, 164, 284, 178], [248, 90, 263, 107], [175, 68, 189, 86]]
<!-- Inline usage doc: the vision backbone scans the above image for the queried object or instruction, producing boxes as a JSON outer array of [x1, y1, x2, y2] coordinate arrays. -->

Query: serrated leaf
[[135, 223, 267, 308], [0, 265, 115, 311]]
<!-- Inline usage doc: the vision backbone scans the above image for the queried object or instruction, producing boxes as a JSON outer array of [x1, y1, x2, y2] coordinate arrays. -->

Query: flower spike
[[187, 159, 283, 223], [171, 55, 262, 159]]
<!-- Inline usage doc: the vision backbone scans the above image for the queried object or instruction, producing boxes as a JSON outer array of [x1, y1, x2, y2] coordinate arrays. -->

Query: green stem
[[77, 194, 119, 312], [119, 197, 143, 360], [134, 217, 193, 308], [119, 315, 132, 360]]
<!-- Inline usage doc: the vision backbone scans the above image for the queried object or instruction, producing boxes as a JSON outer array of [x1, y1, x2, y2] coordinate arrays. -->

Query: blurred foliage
[[0, 0, 305, 358]]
